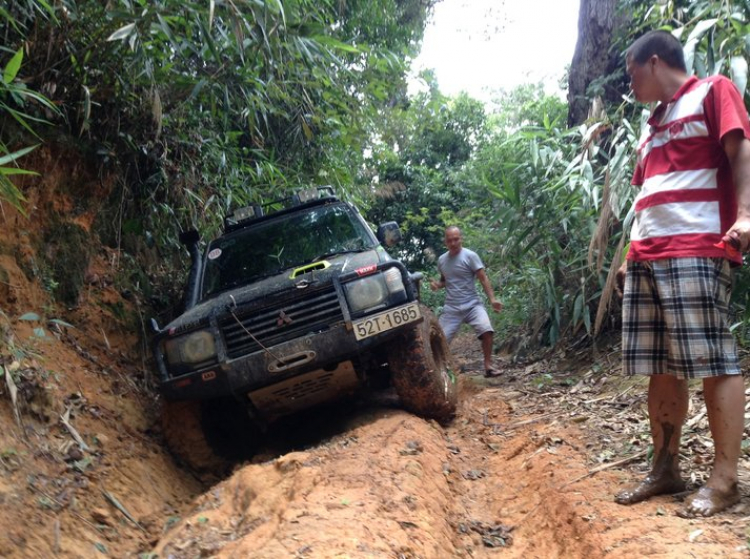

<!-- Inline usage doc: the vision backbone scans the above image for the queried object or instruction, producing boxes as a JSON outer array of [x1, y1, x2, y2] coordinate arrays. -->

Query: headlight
[[164, 330, 216, 365], [345, 275, 388, 313]]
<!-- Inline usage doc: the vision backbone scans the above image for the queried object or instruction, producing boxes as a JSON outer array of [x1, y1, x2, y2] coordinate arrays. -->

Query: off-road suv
[[152, 187, 457, 471]]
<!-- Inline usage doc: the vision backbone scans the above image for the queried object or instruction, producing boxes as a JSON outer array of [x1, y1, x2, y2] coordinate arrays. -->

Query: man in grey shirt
[[430, 226, 503, 376]]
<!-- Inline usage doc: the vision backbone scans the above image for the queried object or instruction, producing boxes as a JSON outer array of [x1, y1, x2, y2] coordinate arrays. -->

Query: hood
[[163, 248, 389, 332]]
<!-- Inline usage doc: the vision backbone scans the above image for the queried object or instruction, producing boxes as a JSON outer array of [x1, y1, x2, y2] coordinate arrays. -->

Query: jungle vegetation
[[3, 0, 750, 351]]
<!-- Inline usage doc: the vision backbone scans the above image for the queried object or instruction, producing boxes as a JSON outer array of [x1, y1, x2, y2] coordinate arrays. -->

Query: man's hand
[[615, 261, 627, 299], [723, 131, 750, 252], [430, 279, 442, 292], [722, 216, 750, 253], [491, 300, 503, 312]]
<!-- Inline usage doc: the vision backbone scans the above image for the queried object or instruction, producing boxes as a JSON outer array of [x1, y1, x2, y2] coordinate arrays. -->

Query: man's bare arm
[[476, 268, 502, 312], [722, 130, 750, 250], [430, 274, 446, 292]]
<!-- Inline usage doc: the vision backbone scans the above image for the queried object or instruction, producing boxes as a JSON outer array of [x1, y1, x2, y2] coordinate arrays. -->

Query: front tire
[[161, 397, 258, 475], [388, 305, 458, 422]]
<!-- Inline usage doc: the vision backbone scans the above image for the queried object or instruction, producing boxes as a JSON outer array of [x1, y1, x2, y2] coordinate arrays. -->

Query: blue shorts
[[622, 258, 740, 379], [439, 302, 494, 344]]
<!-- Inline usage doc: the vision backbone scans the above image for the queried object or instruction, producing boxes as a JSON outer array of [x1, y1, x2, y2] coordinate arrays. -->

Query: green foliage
[[622, 1, 750, 95], [467, 117, 631, 344], [0, 43, 58, 214], [2, 0, 435, 211], [365, 87, 489, 270], [488, 83, 568, 131], [2, 0, 436, 320], [364, 73, 640, 347], [0, 144, 37, 215]]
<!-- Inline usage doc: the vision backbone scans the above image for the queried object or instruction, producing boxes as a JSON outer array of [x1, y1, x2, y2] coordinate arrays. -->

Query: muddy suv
[[152, 187, 457, 471]]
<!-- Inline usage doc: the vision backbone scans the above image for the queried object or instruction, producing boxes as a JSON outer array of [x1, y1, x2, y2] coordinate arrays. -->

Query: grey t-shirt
[[438, 248, 484, 308]]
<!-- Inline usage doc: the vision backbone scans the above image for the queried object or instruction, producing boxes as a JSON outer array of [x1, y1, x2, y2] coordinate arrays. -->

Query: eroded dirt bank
[[0, 257, 201, 556]]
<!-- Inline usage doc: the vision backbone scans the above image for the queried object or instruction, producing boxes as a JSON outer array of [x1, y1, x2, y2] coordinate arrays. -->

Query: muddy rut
[[153, 371, 748, 558]]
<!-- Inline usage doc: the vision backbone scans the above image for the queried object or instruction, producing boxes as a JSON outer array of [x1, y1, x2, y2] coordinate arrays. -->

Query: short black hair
[[627, 30, 687, 72]]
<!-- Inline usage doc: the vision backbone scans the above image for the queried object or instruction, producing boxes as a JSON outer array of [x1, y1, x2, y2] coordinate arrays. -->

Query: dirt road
[[153, 338, 750, 558], [1, 267, 748, 557]]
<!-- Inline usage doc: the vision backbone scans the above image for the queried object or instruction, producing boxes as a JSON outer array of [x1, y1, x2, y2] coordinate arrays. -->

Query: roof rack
[[223, 186, 338, 232]]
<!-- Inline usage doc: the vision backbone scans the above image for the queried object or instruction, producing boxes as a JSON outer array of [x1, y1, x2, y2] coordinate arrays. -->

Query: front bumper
[[159, 301, 420, 403]]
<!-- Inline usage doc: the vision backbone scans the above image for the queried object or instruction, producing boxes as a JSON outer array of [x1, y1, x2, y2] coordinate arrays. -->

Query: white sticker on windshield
[[208, 248, 222, 260]]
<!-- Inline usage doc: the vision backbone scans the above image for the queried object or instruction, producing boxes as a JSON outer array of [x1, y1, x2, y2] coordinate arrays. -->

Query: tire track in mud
[[154, 410, 460, 557], [153, 381, 603, 558], [440, 380, 605, 558], [446, 376, 748, 559]]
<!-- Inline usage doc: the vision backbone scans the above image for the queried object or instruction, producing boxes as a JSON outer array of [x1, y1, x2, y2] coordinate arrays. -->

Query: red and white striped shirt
[[629, 75, 750, 263]]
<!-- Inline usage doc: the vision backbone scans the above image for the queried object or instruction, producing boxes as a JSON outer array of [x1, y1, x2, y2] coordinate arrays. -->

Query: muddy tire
[[161, 397, 258, 474], [388, 305, 458, 422]]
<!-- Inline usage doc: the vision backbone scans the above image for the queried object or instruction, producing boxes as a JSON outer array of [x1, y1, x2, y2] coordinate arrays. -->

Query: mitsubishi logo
[[277, 310, 293, 327]]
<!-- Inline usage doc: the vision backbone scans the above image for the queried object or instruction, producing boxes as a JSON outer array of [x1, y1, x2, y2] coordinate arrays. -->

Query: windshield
[[201, 203, 375, 297]]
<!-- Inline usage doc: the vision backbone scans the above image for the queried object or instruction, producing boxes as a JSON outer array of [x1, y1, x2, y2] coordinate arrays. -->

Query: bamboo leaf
[[583, 305, 591, 333], [270, 0, 286, 27], [49, 318, 75, 329], [3, 48, 23, 85], [0, 177, 27, 215], [730, 56, 748, 97], [683, 19, 718, 73], [301, 119, 313, 141], [107, 22, 136, 42], [19, 312, 40, 321], [0, 145, 39, 167], [313, 35, 361, 54], [156, 14, 178, 50], [573, 293, 583, 324], [0, 168, 38, 176], [187, 79, 208, 103]]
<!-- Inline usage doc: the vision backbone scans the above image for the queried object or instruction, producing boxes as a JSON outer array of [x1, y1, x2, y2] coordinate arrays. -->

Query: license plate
[[353, 303, 421, 341]]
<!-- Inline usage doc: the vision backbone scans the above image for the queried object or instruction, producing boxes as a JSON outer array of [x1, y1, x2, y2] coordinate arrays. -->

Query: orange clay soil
[[151, 373, 750, 559]]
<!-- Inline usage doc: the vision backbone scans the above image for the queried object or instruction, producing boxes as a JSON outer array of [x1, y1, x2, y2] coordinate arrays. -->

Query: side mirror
[[376, 222, 402, 247], [179, 229, 200, 246]]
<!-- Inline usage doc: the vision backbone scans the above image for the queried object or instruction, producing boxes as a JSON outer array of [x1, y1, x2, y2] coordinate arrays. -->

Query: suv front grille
[[220, 286, 343, 359]]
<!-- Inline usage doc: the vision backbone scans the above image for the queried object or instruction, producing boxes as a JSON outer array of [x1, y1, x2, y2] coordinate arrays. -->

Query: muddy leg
[[615, 374, 687, 505], [679, 375, 743, 517], [481, 331, 494, 372]]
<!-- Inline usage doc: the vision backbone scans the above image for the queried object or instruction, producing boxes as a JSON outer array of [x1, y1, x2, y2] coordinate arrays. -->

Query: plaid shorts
[[622, 257, 740, 379]]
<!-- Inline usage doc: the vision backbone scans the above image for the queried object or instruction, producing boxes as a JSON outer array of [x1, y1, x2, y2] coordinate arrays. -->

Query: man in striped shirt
[[614, 30, 750, 517]]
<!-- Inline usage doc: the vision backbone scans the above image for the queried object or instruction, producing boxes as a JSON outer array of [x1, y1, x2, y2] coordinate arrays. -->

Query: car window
[[201, 204, 374, 297]]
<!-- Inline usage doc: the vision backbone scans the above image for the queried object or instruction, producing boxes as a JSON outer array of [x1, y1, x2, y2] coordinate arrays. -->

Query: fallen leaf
[[462, 469, 486, 480]]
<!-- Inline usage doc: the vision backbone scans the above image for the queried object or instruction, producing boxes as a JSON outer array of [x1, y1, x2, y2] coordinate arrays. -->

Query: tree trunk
[[567, 0, 624, 127]]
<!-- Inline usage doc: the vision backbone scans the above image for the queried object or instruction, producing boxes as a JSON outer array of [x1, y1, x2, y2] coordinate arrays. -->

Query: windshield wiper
[[312, 247, 369, 262]]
